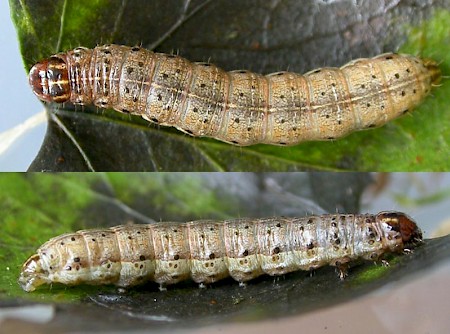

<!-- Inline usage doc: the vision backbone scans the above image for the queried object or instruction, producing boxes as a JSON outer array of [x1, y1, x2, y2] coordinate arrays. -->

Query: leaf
[[1, 173, 369, 297], [9, 0, 450, 171], [1, 173, 449, 331]]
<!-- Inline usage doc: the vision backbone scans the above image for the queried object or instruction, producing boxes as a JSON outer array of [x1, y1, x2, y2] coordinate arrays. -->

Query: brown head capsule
[[376, 211, 423, 250], [29, 56, 70, 103]]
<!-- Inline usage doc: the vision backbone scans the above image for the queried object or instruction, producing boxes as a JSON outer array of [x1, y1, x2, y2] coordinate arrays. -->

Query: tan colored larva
[[19, 211, 422, 292], [28, 45, 441, 146]]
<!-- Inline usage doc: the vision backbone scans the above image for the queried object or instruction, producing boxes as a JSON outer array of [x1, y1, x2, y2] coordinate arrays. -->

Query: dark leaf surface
[[9, 0, 450, 171], [1, 173, 449, 332]]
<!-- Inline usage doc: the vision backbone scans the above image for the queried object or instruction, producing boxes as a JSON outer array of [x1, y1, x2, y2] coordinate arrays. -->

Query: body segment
[[29, 45, 441, 146], [19, 211, 422, 292]]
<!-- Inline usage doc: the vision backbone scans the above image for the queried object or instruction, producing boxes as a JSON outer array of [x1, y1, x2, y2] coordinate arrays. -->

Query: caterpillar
[[19, 211, 422, 292], [28, 45, 441, 146]]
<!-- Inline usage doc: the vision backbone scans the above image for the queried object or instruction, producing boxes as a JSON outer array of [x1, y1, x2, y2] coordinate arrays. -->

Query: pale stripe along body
[[19, 211, 422, 292], [28, 45, 441, 146]]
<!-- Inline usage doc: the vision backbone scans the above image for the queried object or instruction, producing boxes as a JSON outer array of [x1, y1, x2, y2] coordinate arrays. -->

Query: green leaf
[[10, 1, 450, 170], [1, 173, 449, 331]]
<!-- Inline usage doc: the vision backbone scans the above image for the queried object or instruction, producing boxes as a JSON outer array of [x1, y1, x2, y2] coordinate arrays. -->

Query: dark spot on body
[[200, 83, 206, 88], [138, 61, 144, 67], [395, 73, 400, 79], [239, 92, 244, 97], [91, 238, 96, 242], [127, 67, 134, 74], [235, 118, 240, 123], [162, 73, 169, 79], [366, 103, 371, 107], [401, 91, 406, 96]]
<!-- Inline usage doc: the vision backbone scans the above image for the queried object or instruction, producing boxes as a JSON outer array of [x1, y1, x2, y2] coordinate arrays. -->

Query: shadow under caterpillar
[[19, 211, 422, 292], [28, 45, 441, 146]]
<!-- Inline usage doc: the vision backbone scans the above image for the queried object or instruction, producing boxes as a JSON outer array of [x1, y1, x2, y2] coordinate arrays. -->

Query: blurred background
[[0, 172, 449, 333], [0, 1, 45, 171]]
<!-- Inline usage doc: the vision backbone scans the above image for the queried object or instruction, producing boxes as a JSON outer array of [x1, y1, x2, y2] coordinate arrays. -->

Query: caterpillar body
[[28, 45, 441, 146], [19, 211, 422, 292]]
